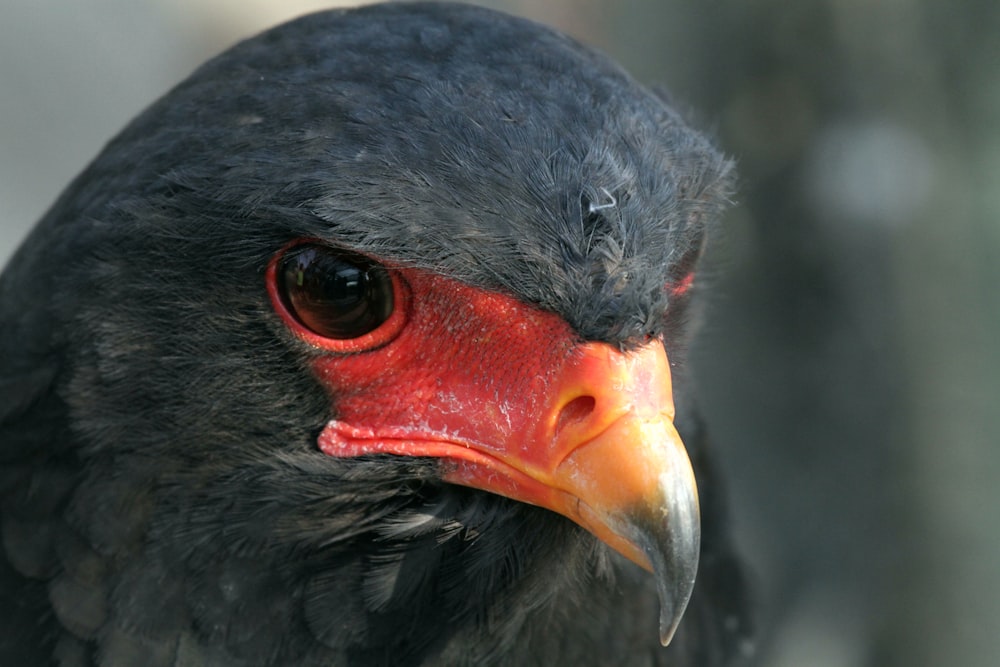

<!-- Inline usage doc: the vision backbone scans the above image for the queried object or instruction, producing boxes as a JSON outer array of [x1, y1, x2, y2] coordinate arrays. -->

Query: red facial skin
[[266, 245, 698, 579]]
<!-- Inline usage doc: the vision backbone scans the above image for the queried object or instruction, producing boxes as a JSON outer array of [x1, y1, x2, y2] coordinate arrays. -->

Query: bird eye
[[275, 244, 394, 340]]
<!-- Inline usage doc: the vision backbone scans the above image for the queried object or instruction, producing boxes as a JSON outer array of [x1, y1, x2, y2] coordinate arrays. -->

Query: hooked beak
[[442, 340, 699, 644]]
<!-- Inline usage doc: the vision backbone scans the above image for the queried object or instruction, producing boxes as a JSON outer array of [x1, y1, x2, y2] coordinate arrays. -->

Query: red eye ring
[[266, 239, 409, 353]]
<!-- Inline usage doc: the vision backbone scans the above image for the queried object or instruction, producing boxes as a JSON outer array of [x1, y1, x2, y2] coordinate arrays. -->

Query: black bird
[[0, 3, 750, 665]]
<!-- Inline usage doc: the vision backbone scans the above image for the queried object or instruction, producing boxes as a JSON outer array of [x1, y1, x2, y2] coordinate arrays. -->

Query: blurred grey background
[[2, 1, 997, 665]]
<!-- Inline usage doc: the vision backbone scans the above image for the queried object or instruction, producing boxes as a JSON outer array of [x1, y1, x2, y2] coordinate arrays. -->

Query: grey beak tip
[[659, 611, 680, 646], [655, 574, 692, 646], [645, 467, 701, 649]]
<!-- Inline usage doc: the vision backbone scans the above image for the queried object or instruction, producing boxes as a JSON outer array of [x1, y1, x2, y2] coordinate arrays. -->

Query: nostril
[[555, 395, 596, 435]]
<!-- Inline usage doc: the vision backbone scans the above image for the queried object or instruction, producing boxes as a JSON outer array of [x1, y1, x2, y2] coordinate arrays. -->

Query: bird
[[0, 2, 751, 666]]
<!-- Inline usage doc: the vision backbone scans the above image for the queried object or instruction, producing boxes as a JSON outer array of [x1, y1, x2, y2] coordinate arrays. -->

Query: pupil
[[323, 263, 365, 308]]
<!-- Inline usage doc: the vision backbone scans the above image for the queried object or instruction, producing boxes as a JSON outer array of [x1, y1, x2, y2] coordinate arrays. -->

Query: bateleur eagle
[[0, 3, 751, 666]]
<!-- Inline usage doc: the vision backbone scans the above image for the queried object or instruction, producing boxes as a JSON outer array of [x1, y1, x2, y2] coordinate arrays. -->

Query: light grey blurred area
[[2, 1, 162, 258], [0, 0, 362, 262], [2, 2, 998, 666]]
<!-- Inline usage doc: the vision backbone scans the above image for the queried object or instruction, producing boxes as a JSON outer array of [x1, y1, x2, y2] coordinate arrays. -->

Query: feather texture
[[0, 3, 749, 665]]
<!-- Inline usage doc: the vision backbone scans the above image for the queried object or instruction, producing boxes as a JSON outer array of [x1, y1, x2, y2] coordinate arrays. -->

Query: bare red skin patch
[[299, 268, 582, 466]]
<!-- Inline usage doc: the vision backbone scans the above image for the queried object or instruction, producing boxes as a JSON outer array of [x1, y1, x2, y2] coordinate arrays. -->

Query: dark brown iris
[[277, 244, 394, 339]]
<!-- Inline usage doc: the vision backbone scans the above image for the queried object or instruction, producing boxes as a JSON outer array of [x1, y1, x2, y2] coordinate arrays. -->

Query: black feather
[[0, 3, 748, 665]]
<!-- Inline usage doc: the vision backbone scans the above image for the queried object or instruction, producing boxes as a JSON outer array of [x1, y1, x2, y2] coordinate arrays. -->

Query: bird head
[[1, 2, 734, 662]]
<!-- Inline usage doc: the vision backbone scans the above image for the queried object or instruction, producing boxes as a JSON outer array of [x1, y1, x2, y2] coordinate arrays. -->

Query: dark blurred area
[[2, 1, 997, 665]]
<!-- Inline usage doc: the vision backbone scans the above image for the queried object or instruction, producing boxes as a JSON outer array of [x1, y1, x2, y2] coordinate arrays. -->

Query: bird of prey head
[[0, 3, 749, 665]]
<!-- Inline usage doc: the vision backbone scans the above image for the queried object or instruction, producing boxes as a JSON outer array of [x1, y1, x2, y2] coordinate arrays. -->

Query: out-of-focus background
[[2, 1, 997, 665]]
